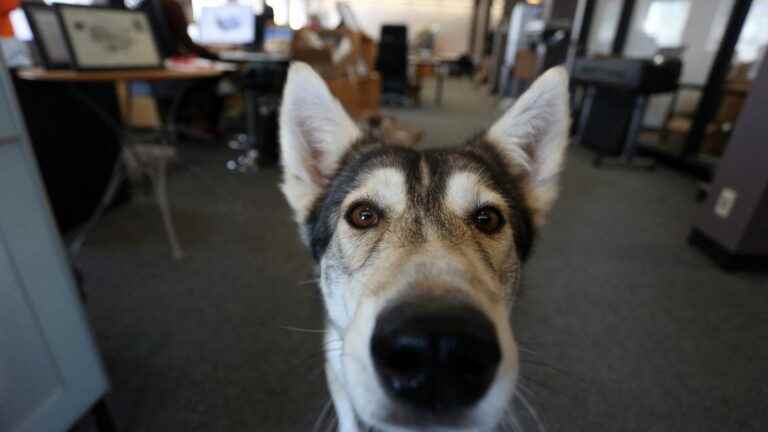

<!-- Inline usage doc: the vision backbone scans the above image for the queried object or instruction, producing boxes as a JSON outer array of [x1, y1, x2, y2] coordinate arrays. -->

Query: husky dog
[[280, 62, 570, 432]]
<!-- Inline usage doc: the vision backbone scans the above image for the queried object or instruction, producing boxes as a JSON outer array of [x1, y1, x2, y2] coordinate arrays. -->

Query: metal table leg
[[580, 87, 656, 170], [622, 94, 648, 163], [435, 63, 446, 106], [67, 81, 186, 258], [618, 94, 656, 170]]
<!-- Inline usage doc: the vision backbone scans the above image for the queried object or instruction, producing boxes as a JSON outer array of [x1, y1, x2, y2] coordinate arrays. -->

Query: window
[[737, 1, 768, 62], [588, 0, 623, 55], [623, 0, 691, 57], [191, 0, 263, 20], [9, 9, 33, 41], [264, 0, 287, 25], [641, 0, 690, 47], [708, 0, 768, 63]]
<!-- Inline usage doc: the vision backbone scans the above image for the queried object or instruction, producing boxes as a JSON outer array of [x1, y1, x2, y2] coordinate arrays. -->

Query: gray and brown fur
[[279, 62, 570, 432], [305, 138, 534, 265]]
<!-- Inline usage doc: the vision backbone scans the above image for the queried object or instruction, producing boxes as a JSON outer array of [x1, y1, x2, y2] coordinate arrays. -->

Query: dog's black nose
[[371, 298, 501, 413]]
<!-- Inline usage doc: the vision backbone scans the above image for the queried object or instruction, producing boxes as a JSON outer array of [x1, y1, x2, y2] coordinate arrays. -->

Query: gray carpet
[[74, 79, 768, 432]]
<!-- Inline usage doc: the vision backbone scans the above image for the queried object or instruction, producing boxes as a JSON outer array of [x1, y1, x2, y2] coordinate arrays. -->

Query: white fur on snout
[[446, 171, 506, 216], [344, 168, 408, 215], [333, 250, 519, 432]]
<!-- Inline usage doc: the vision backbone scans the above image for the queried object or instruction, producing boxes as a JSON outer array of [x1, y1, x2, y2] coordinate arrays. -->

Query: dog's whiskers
[[298, 278, 321, 286], [515, 383, 546, 432], [499, 406, 523, 432], [313, 398, 334, 432], [518, 374, 553, 395], [293, 345, 342, 368], [328, 411, 339, 432], [285, 337, 343, 383], [520, 359, 571, 376], [516, 380, 536, 399], [279, 325, 328, 334]]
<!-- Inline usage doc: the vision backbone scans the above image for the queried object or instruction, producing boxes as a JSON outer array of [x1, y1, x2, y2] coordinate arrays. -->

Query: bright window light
[[642, 0, 690, 48], [10, 9, 33, 41], [707, 0, 768, 63], [737, 1, 768, 62], [191, 0, 264, 20], [288, 0, 307, 30], [266, 0, 289, 26]]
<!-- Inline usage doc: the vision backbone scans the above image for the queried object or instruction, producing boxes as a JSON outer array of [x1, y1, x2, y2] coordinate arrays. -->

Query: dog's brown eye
[[472, 206, 504, 234], [346, 203, 381, 229]]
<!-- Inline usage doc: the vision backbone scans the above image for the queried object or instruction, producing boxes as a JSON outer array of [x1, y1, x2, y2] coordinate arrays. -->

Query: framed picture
[[22, 4, 72, 69], [56, 5, 163, 70]]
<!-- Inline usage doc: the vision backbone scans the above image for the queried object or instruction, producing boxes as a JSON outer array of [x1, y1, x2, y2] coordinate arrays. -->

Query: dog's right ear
[[280, 62, 361, 224], [485, 67, 570, 227]]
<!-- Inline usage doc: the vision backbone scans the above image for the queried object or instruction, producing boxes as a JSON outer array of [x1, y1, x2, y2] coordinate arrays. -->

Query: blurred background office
[[1, 1, 768, 431]]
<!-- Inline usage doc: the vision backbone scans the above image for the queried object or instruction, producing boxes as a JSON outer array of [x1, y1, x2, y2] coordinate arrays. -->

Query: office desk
[[16, 67, 224, 82], [17, 67, 227, 140], [411, 55, 454, 106], [17, 66, 226, 259]]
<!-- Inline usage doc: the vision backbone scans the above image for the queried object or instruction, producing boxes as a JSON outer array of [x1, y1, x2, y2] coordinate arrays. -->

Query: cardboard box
[[327, 72, 380, 119], [293, 27, 380, 119]]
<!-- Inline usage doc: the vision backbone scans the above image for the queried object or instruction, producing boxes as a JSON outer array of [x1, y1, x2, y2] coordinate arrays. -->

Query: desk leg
[[153, 160, 184, 259], [575, 86, 595, 148], [166, 81, 194, 148], [435, 67, 445, 106], [588, 92, 655, 170], [622, 95, 648, 163]]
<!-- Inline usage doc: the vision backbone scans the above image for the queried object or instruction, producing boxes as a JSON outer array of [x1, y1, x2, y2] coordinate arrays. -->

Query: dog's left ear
[[485, 67, 570, 226], [280, 62, 361, 224]]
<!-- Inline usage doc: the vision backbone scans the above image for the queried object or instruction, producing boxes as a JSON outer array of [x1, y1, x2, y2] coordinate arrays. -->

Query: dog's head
[[280, 63, 569, 431]]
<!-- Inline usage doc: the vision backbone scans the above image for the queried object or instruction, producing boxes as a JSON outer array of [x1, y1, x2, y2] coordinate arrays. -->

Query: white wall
[[677, 0, 730, 85], [587, 0, 623, 55], [312, 0, 475, 57]]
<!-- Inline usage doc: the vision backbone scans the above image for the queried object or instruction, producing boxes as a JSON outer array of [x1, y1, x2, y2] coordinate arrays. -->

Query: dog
[[279, 62, 570, 432]]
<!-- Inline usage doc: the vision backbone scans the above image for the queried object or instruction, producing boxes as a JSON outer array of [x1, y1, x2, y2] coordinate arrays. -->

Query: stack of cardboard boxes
[[292, 27, 381, 119]]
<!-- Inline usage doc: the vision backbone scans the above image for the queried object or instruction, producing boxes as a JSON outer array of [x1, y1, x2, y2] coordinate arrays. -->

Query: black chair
[[376, 25, 410, 105]]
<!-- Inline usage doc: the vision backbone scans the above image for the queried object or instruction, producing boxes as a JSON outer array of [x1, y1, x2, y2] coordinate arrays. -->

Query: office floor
[[74, 79, 768, 432]]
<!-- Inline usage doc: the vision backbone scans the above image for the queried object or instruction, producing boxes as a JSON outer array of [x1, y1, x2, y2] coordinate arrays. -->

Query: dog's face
[[280, 63, 570, 431]]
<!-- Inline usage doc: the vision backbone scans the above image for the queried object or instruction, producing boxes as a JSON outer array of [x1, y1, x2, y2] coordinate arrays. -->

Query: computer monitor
[[198, 4, 255, 45]]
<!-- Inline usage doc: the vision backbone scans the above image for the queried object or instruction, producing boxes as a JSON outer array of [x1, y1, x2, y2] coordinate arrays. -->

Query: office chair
[[65, 83, 186, 260], [376, 25, 410, 105]]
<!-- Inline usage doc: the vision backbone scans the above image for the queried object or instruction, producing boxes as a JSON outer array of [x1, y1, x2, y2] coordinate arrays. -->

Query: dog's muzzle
[[370, 296, 501, 414]]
